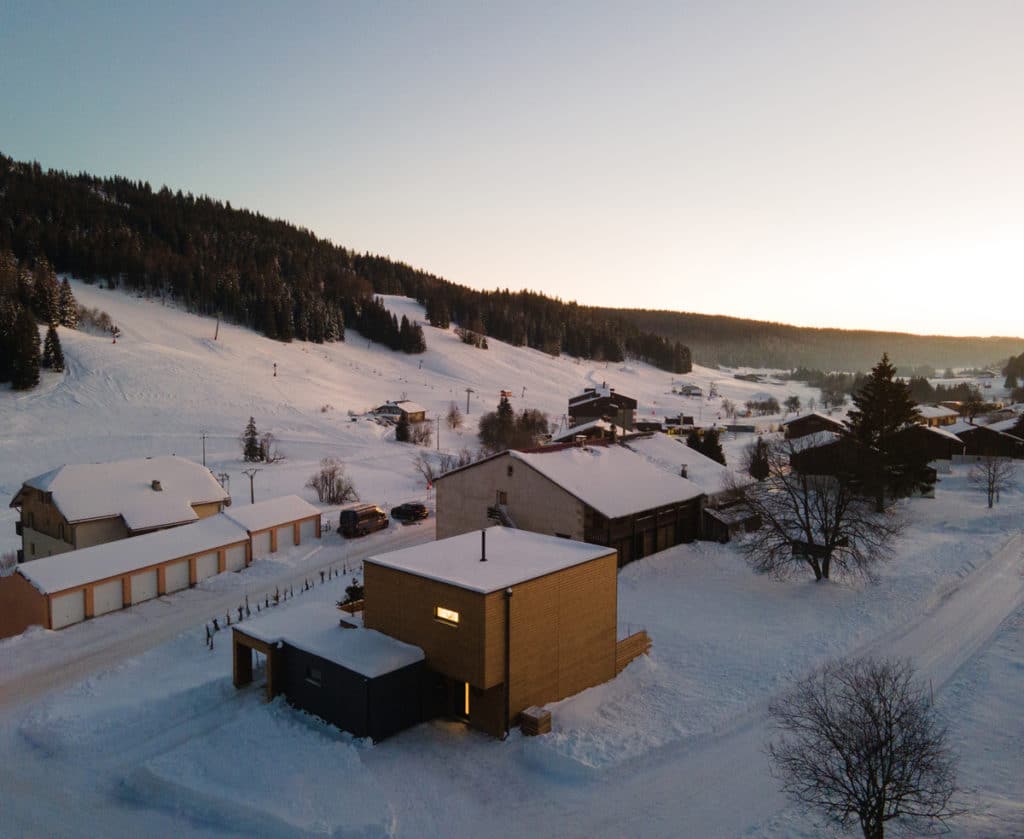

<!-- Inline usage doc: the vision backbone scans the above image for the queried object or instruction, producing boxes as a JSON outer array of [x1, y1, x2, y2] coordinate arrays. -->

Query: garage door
[[195, 551, 219, 582], [300, 518, 318, 542], [131, 569, 159, 605], [275, 525, 294, 552], [251, 531, 272, 559], [225, 543, 246, 572], [51, 590, 85, 629], [164, 560, 190, 593], [92, 579, 124, 616]]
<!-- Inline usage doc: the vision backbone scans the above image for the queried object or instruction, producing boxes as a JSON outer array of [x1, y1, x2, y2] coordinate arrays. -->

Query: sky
[[3, 1, 1023, 337]]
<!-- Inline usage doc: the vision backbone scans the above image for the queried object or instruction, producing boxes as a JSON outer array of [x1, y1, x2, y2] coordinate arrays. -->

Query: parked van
[[338, 504, 389, 538]]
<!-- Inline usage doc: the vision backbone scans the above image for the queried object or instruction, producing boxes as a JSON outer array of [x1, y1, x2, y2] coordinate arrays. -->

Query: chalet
[[624, 432, 760, 541], [782, 412, 846, 440], [914, 405, 959, 428], [953, 422, 1024, 459], [789, 436, 937, 497], [10, 455, 230, 563], [232, 603, 425, 742], [567, 384, 637, 431], [373, 400, 427, 423], [892, 425, 966, 466], [0, 495, 321, 640], [362, 527, 644, 737], [434, 441, 703, 566], [677, 384, 703, 397]]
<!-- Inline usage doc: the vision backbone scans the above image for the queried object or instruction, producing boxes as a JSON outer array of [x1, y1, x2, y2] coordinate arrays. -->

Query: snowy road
[[515, 532, 1024, 839]]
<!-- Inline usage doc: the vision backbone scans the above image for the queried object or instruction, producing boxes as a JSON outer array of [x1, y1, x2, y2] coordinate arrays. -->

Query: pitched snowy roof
[[236, 603, 423, 678], [17, 515, 249, 595], [224, 495, 320, 532], [366, 526, 614, 594], [987, 417, 1023, 434], [916, 405, 959, 419], [782, 411, 844, 427], [15, 456, 229, 530], [395, 400, 427, 414], [786, 431, 842, 453], [912, 425, 964, 443], [511, 443, 703, 518], [551, 419, 618, 442], [624, 432, 743, 496]]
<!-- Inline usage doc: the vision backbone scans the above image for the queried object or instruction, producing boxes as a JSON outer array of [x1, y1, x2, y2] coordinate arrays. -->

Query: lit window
[[435, 606, 459, 626]]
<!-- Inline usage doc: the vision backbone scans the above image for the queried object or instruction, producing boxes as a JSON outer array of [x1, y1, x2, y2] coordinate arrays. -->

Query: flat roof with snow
[[365, 526, 615, 594], [17, 515, 249, 595], [14, 455, 229, 531], [511, 444, 703, 518], [224, 495, 320, 532], [236, 603, 424, 678]]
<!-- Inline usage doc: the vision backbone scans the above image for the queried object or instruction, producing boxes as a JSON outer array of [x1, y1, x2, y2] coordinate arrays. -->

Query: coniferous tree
[[42, 323, 64, 371], [0, 298, 18, 383], [686, 429, 702, 452], [395, 411, 411, 443], [242, 417, 261, 462], [845, 353, 933, 506], [10, 306, 40, 390], [747, 437, 769, 480], [699, 428, 727, 465], [58, 278, 78, 327]]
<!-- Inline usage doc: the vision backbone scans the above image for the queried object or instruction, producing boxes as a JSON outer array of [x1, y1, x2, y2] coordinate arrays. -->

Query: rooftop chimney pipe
[[151, 480, 163, 491], [481, 529, 487, 562]]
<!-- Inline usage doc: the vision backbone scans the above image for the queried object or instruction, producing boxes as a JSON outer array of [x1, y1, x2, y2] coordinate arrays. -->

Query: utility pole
[[200, 429, 209, 467], [436, 416, 441, 451], [465, 387, 475, 414], [241, 468, 261, 504]]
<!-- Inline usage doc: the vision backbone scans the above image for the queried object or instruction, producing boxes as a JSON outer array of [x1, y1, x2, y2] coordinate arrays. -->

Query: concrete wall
[[74, 516, 130, 550], [21, 527, 73, 560], [436, 453, 584, 541]]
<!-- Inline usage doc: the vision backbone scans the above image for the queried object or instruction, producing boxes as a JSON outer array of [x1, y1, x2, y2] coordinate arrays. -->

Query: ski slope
[[0, 281, 1021, 837]]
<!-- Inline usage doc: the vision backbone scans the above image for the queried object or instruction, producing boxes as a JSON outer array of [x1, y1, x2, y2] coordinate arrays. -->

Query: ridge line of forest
[[2, 152, 1019, 371]]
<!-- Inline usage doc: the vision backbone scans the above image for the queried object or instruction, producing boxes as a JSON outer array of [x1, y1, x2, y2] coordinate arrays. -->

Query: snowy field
[[0, 281, 1021, 837]]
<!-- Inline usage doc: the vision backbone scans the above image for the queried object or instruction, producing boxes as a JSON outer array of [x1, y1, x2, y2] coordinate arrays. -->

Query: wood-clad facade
[[568, 387, 637, 431], [435, 449, 702, 567], [782, 413, 846, 440], [363, 542, 619, 737]]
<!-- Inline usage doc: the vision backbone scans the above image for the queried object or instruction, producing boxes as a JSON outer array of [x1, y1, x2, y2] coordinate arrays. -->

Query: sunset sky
[[3, 1, 1022, 337]]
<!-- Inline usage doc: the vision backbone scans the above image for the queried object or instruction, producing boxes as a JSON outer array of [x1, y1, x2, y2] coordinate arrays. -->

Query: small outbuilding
[[233, 603, 425, 742], [373, 401, 427, 423]]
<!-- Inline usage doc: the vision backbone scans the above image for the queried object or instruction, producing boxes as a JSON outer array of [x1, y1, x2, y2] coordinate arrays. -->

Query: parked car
[[338, 504, 389, 538], [390, 502, 429, 523]]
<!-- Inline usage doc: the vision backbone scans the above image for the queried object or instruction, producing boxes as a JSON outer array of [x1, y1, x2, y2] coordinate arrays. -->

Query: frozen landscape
[[0, 280, 1021, 838]]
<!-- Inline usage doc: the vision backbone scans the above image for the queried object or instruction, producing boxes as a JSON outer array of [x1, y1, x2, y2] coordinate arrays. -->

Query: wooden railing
[[615, 630, 652, 673]]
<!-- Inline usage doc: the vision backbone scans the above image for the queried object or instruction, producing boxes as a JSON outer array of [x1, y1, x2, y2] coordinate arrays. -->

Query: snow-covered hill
[[0, 282, 1021, 838]]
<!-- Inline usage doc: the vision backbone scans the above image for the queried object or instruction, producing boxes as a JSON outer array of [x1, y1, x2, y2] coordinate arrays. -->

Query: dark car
[[338, 504, 390, 538], [390, 502, 429, 523]]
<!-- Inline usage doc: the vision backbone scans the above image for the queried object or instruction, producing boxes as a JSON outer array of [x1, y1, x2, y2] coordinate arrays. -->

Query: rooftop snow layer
[[224, 495, 320, 532], [916, 405, 960, 419], [18, 455, 229, 530], [511, 443, 703, 518], [625, 432, 741, 495], [236, 603, 424, 678], [17, 515, 249, 595], [781, 411, 844, 427], [551, 419, 618, 441], [365, 526, 615, 593]]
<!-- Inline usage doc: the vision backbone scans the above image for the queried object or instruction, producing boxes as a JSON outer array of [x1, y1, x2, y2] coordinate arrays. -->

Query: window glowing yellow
[[435, 606, 459, 625], [464, 682, 470, 716]]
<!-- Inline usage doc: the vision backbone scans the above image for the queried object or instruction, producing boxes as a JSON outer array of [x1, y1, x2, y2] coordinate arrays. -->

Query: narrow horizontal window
[[434, 606, 460, 626]]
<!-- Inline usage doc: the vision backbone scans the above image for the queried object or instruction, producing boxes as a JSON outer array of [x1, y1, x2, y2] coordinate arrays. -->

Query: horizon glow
[[2, 1, 1022, 338]]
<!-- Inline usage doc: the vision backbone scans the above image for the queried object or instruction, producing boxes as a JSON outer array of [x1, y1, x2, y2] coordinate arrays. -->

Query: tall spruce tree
[[42, 323, 64, 371], [242, 417, 261, 461], [58, 278, 78, 327], [845, 353, 932, 506], [10, 307, 41, 390], [395, 411, 411, 442]]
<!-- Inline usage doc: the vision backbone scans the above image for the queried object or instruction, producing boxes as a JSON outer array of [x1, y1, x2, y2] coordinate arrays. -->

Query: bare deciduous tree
[[410, 421, 433, 447], [967, 456, 1017, 508], [414, 449, 479, 485], [259, 431, 285, 463], [769, 657, 963, 839], [726, 438, 902, 581], [305, 458, 358, 504]]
